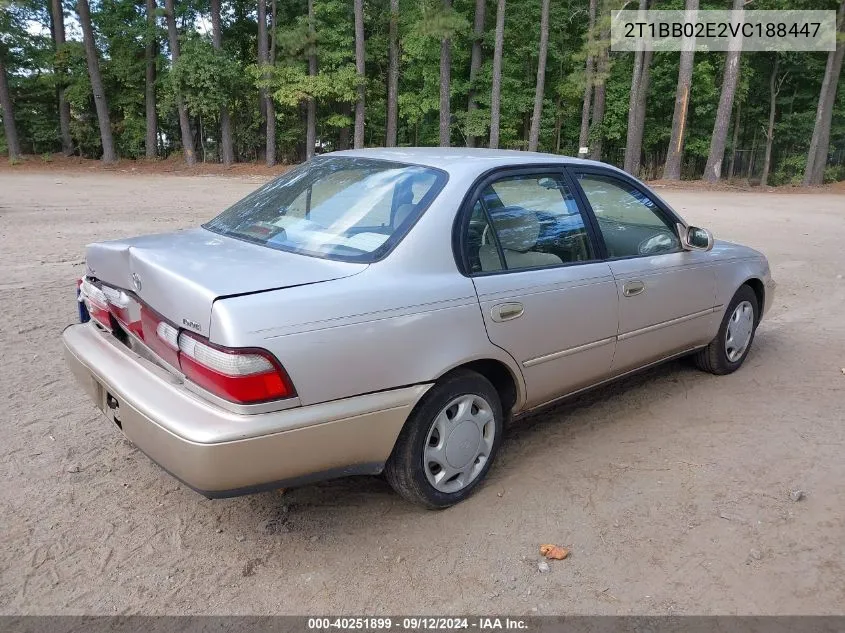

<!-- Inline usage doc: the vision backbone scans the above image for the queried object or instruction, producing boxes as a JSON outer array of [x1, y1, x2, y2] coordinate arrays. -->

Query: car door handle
[[622, 280, 645, 297], [491, 302, 524, 322]]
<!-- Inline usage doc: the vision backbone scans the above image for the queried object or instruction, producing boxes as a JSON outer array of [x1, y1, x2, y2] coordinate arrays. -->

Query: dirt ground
[[1, 170, 843, 615]]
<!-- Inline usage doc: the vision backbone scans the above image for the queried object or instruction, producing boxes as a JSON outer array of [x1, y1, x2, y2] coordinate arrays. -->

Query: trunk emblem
[[182, 318, 201, 332], [131, 273, 142, 292]]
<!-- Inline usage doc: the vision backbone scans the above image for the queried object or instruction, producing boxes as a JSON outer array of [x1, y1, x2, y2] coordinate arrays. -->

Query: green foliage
[[824, 165, 845, 184], [770, 154, 807, 186], [0, 0, 840, 181], [169, 35, 240, 118]]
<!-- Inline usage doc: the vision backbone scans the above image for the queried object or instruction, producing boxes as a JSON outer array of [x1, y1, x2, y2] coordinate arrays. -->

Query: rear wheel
[[385, 370, 503, 509], [694, 285, 759, 375]]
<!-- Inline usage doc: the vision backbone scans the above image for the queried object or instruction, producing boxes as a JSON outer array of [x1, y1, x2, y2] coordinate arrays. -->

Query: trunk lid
[[85, 228, 366, 337]]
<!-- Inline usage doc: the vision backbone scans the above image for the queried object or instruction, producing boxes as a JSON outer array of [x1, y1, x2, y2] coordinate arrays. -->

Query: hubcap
[[423, 394, 496, 494], [725, 300, 754, 362]]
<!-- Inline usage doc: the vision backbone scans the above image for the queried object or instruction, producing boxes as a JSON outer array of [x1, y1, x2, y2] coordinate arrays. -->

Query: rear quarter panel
[[209, 267, 525, 407]]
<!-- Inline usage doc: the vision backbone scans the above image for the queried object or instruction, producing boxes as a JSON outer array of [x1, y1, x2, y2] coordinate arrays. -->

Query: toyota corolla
[[63, 148, 774, 508]]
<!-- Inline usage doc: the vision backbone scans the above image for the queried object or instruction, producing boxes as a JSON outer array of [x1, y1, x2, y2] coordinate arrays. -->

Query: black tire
[[384, 370, 504, 509], [694, 285, 759, 375]]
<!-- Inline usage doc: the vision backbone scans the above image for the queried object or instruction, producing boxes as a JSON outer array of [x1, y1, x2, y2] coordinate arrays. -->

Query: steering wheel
[[638, 231, 676, 255]]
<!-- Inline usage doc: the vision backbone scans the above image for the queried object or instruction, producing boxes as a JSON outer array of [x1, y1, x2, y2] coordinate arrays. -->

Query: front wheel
[[385, 370, 503, 509], [694, 285, 759, 375]]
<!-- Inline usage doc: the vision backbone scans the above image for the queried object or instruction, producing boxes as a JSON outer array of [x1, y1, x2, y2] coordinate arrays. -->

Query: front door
[[460, 169, 619, 408], [571, 169, 717, 374]]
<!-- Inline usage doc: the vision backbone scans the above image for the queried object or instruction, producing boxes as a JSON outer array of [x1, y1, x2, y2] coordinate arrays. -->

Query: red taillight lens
[[140, 306, 181, 369], [101, 285, 144, 338], [77, 278, 295, 405], [177, 332, 295, 404]]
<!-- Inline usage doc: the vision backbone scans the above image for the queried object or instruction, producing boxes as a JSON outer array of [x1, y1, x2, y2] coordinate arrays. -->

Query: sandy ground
[[0, 171, 843, 615]]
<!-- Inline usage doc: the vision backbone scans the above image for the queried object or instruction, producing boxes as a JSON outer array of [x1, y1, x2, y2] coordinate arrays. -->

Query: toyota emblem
[[131, 273, 142, 292]]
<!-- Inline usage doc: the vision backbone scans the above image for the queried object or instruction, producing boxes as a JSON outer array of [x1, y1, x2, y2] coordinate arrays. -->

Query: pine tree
[[77, 0, 117, 163]]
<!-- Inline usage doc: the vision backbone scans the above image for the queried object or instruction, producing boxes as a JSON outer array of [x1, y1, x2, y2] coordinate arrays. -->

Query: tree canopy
[[0, 0, 843, 185]]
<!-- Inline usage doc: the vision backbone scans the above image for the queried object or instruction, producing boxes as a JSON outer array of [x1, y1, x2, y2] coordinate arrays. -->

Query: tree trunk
[[623, 0, 649, 174], [625, 48, 652, 176], [353, 0, 365, 149], [623, 41, 645, 169], [489, 0, 506, 149], [662, 0, 698, 180], [747, 126, 756, 181], [164, 0, 195, 165], [257, 0, 268, 156], [728, 98, 741, 179], [258, 0, 275, 166], [588, 19, 609, 161], [77, 0, 117, 163], [578, 0, 597, 152], [306, 0, 317, 158], [439, 0, 452, 147], [385, 0, 399, 147], [50, 0, 73, 155], [760, 57, 779, 188], [144, 0, 158, 159], [465, 0, 485, 147], [266, 0, 276, 165], [703, 0, 743, 182], [803, 0, 845, 186], [210, 0, 233, 164], [527, 0, 550, 152], [270, 0, 276, 63], [0, 53, 21, 161]]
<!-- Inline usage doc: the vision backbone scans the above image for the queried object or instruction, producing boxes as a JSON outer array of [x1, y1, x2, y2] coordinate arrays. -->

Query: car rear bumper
[[62, 323, 430, 497]]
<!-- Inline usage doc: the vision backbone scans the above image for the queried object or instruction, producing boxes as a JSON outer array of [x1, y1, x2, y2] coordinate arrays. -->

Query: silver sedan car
[[63, 148, 774, 508]]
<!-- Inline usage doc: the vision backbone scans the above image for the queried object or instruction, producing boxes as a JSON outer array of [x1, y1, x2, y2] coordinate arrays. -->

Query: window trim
[[452, 164, 603, 277], [566, 166, 687, 262]]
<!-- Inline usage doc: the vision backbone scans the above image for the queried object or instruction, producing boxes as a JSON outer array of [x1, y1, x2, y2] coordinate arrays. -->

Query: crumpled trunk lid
[[85, 228, 366, 337]]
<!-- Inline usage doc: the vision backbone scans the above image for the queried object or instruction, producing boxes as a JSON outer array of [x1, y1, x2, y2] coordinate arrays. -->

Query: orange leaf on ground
[[539, 544, 570, 560]]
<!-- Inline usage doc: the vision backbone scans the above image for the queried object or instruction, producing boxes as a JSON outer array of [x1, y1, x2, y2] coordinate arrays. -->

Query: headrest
[[394, 203, 416, 227], [489, 206, 541, 253], [395, 187, 414, 207]]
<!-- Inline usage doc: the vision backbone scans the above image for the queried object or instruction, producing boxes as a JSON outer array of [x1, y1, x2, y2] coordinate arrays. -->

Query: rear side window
[[205, 157, 447, 262], [465, 174, 593, 273]]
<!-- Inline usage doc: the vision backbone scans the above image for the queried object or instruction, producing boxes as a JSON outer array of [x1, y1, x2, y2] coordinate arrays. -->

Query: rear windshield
[[204, 156, 447, 262]]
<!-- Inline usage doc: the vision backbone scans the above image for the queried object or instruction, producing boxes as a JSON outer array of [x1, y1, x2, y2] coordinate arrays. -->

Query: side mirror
[[677, 224, 714, 252]]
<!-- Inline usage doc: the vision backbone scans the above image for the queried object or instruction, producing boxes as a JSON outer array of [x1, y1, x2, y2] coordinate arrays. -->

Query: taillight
[[76, 278, 90, 323], [79, 278, 112, 330], [177, 332, 295, 404], [102, 285, 144, 338], [76, 277, 295, 404], [140, 306, 181, 369]]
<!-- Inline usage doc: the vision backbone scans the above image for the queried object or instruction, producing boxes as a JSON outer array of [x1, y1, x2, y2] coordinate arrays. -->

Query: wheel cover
[[725, 300, 754, 362], [423, 394, 496, 494]]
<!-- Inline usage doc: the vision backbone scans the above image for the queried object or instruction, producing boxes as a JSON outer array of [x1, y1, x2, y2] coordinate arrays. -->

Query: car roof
[[327, 147, 620, 179]]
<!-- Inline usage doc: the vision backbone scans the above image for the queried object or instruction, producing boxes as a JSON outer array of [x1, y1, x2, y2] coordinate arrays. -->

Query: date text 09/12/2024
[[307, 617, 528, 631]]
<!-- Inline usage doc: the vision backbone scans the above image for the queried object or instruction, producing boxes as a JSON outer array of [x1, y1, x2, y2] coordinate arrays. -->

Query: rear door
[[569, 167, 717, 374], [459, 167, 619, 409]]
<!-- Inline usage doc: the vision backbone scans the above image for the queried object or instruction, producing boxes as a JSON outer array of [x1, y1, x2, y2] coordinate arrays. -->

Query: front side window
[[204, 157, 446, 262], [465, 174, 593, 273], [576, 173, 681, 258]]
